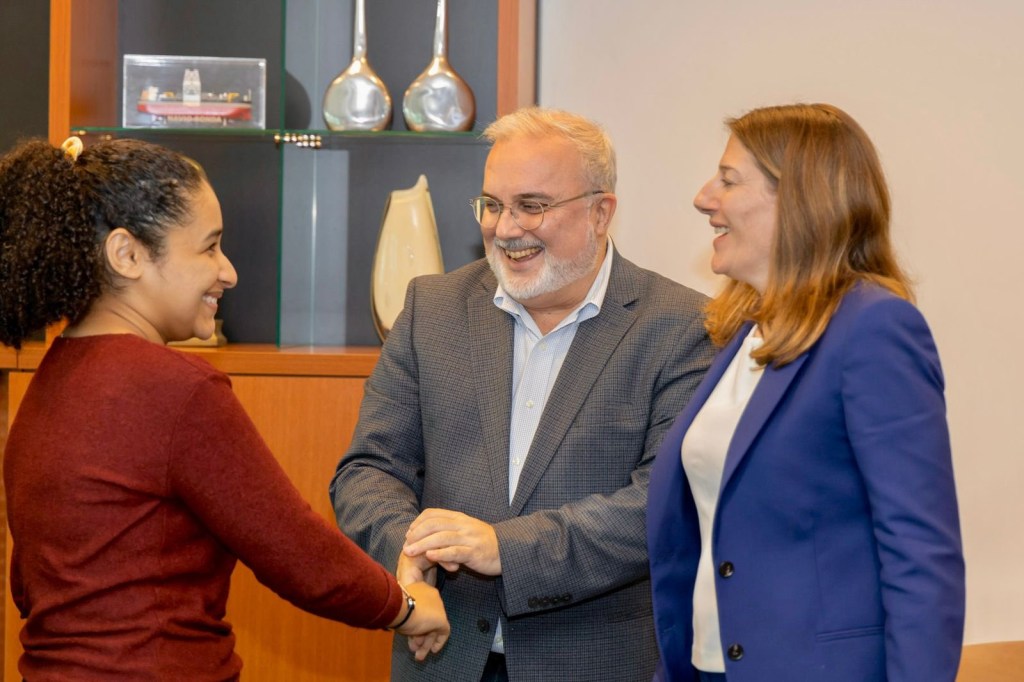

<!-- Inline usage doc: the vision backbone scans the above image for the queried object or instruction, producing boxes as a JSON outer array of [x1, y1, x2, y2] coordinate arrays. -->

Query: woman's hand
[[391, 581, 450, 661]]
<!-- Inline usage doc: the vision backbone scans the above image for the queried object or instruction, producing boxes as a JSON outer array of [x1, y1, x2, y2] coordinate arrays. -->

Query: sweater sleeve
[[165, 372, 402, 629]]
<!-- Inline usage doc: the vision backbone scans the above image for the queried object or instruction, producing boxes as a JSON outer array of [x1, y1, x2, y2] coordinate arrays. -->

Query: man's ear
[[592, 192, 618, 236], [104, 228, 150, 280]]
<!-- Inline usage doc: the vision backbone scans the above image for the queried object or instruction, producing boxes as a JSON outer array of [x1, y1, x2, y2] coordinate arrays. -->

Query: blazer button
[[718, 561, 735, 578], [528, 597, 539, 608], [561, 593, 572, 603], [727, 644, 744, 661], [477, 618, 490, 633]]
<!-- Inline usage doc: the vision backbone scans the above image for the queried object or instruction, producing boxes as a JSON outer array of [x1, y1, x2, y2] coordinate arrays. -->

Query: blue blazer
[[647, 284, 964, 682]]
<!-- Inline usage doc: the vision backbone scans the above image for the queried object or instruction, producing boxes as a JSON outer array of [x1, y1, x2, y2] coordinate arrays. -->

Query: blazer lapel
[[467, 283, 515, 513], [720, 348, 809, 489], [508, 258, 639, 515]]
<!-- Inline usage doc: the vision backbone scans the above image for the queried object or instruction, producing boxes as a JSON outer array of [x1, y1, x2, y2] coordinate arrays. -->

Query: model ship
[[137, 88, 254, 126], [136, 68, 253, 126]]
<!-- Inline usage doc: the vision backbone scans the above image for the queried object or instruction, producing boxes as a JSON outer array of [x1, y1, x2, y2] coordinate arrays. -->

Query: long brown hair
[[705, 103, 913, 366]]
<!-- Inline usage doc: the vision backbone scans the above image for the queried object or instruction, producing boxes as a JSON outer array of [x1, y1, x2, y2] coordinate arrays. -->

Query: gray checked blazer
[[330, 254, 714, 681]]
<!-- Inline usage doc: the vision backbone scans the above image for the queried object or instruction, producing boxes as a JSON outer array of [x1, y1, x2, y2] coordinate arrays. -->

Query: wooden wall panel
[[956, 640, 1024, 681], [3, 372, 33, 682], [497, 0, 537, 115], [226, 375, 392, 682], [49, 0, 118, 144]]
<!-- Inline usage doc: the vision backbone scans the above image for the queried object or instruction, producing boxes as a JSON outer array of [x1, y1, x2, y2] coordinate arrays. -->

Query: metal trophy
[[402, 0, 476, 132], [322, 0, 392, 131]]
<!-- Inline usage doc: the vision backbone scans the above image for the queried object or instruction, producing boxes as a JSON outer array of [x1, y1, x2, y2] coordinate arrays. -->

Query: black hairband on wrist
[[389, 584, 416, 630]]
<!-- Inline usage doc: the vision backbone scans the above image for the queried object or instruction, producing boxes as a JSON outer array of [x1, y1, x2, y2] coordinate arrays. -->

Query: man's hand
[[403, 508, 502, 576]]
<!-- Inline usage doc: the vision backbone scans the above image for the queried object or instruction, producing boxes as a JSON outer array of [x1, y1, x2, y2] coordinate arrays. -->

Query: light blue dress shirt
[[488, 239, 614, 652]]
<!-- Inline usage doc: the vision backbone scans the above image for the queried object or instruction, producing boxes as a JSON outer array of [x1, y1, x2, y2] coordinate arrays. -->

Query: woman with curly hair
[[0, 137, 448, 680], [646, 104, 964, 682]]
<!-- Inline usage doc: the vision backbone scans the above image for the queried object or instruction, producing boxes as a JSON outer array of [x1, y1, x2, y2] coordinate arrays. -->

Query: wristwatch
[[389, 583, 416, 630]]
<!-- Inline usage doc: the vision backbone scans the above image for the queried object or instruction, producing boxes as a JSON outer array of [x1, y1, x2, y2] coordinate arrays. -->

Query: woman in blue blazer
[[647, 104, 964, 682]]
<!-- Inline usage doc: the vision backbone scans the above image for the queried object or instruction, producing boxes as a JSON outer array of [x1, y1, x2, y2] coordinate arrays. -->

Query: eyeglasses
[[468, 190, 606, 231]]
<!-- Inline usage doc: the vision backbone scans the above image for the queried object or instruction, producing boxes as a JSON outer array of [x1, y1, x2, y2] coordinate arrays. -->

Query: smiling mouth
[[202, 294, 220, 307], [503, 246, 542, 261], [714, 226, 730, 235]]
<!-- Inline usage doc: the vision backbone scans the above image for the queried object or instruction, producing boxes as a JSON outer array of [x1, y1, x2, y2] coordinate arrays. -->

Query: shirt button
[[718, 561, 735, 578], [727, 644, 744, 661], [526, 399, 534, 408]]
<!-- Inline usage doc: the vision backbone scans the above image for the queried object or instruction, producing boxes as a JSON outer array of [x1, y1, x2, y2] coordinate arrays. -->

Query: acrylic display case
[[123, 54, 266, 129]]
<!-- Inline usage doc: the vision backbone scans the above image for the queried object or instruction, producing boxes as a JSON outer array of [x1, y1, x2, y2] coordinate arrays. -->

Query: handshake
[[387, 508, 502, 661]]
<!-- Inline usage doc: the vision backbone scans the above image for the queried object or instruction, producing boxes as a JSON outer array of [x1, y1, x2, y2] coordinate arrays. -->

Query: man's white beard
[[488, 225, 599, 303]]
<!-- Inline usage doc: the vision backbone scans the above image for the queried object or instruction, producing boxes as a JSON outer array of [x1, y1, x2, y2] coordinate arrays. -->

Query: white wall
[[538, 0, 1024, 644]]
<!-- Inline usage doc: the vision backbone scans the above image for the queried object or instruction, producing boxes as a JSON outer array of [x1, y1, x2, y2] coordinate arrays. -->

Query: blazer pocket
[[815, 625, 884, 642]]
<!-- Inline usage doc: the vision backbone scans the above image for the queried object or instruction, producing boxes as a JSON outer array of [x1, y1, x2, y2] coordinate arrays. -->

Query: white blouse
[[681, 326, 764, 672]]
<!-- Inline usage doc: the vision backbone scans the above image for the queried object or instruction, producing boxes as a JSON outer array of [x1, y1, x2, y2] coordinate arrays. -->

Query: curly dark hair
[[0, 137, 207, 348]]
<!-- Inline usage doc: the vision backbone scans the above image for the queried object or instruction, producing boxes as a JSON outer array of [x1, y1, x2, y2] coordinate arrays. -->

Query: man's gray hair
[[482, 107, 617, 192]]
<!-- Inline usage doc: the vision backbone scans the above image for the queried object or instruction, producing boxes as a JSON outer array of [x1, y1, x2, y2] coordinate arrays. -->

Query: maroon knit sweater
[[4, 335, 402, 680]]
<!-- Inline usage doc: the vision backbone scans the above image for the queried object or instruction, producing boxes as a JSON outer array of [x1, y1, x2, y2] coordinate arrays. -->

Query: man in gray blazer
[[330, 107, 714, 681]]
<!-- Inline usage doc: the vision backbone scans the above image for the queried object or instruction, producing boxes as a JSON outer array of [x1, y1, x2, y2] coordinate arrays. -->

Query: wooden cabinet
[[2, 347, 395, 681], [4, 368, 33, 682]]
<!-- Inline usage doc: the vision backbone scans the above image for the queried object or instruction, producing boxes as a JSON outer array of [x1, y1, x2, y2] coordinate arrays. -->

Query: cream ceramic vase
[[371, 175, 444, 339]]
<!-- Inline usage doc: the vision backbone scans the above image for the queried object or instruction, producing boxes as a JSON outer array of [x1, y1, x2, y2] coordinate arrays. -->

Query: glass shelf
[[73, 126, 486, 149], [308, 130, 486, 150], [72, 127, 275, 142]]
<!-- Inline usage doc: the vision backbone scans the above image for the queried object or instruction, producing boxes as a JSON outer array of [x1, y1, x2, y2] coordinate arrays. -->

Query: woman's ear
[[104, 228, 150, 280]]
